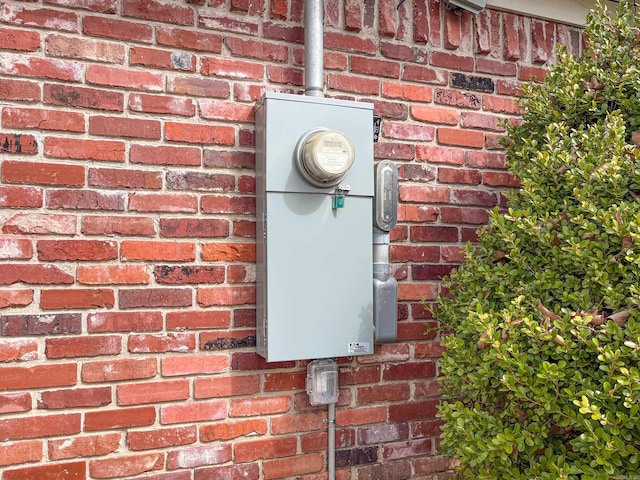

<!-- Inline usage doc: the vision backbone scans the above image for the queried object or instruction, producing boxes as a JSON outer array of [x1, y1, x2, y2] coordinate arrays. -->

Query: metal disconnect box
[[255, 92, 374, 362]]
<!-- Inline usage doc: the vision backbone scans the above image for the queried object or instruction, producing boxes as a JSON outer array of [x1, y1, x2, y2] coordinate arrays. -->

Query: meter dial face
[[297, 129, 355, 187]]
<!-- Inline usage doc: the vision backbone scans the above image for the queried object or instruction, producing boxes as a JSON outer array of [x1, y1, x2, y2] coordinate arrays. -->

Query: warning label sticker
[[348, 342, 371, 354]]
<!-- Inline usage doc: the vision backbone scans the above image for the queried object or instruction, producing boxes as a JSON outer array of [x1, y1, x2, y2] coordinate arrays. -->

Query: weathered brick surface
[[0, 0, 575, 477]]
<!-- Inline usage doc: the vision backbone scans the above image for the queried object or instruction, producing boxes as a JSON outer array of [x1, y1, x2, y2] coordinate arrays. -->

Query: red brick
[[233, 220, 256, 238], [85, 406, 156, 431], [119, 288, 191, 309], [38, 387, 111, 409], [160, 398, 227, 425], [397, 205, 438, 223], [2, 4, 77, 30], [132, 95, 196, 119], [0, 338, 37, 362], [166, 310, 231, 330], [123, 0, 193, 25], [78, 265, 150, 286], [43, 83, 124, 112], [235, 436, 297, 463], [0, 440, 42, 467], [128, 425, 196, 450], [46, 189, 125, 211], [1, 313, 80, 336], [45, 335, 121, 359], [157, 26, 223, 53], [402, 64, 447, 85], [129, 145, 201, 166], [130, 47, 196, 72], [194, 374, 260, 399], [201, 56, 264, 80], [155, 265, 224, 286], [476, 57, 519, 77], [389, 400, 439, 422], [414, 378, 443, 398], [88, 167, 162, 190], [440, 206, 490, 224], [197, 286, 256, 306], [0, 27, 41, 52], [415, 145, 464, 165], [438, 167, 482, 185], [199, 100, 254, 123], [483, 95, 521, 114], [412, 105, 459, 125], [263, 453, 324, 479], [83, 15, 153, 43], [201, 242, 255, 261], [397, 282, 439, 301], [46, 137, 125, 162], [411, 418, 445, 438], [454, 189, 497, 206], [88, 311, 162, 332], [82, 216, 156, 236], [201, 195, 255, 214], [0, 56, 82, 82], [167, 77, 229, 101], [437, 127, 484, 148], [90, 115, 161, 139], [40, 289, 114, 310], [230, 395, 290, 417], [0, 413, 80, 441], [122, 241, 195, 261], [0, 290, 33, 309], [165, 122, 235, 145], [410, 226, 458, 243], [0, 264, 73, 285], [166, 444, 232, 469], [0, 78, 40, 101], [82, 358, 157, 383], [200, 418, 267, 442], [357, 384, 410, 404], [271, 411, 326, 434], [46, 34, 124, 63], [194, 463, 259, 480], [383, 361, 436, 381], [328, 73, 379, 95], [128, 333, 196, 353], [160, 218, 229, 238], [399, 184, 450, 204], [381, 123, 433, 143], [37, 240, 117, 261], [0, 186, 41, 209], [89, 453, 163, 479], [381, 82, 433, 103], [3, 107, 84, 132], [261, 371, 304, 392], [48, 433, 121, 460], [3, 461, 86, 480], [166, 170, 235, 191], [0, 133, 37, 154], [129, 193, 197, 213], [483, 171, 520, 188], [2, 161, 84, 186], [117, 379, 189, 406], [336, 406, 387, 426], [383, 438, 433, 460]]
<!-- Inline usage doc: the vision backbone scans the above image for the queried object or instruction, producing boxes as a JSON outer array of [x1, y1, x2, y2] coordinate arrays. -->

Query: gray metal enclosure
[[255, 92, 375, 362]]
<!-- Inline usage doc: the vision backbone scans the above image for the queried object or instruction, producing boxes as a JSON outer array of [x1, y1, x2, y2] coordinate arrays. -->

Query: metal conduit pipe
[[303, 2, 334, 479], [304, 0, 324, 97]]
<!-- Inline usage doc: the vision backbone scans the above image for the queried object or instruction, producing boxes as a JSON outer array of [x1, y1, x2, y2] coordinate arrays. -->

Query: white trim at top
[[486, 0, 619, 26]]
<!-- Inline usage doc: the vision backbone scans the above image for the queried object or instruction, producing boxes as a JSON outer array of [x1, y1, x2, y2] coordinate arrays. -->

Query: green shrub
[[436, 2, 640, 478]]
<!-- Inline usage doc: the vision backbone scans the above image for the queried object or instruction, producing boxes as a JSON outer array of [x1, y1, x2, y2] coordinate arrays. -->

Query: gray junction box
[[255, 92, 375, 362]]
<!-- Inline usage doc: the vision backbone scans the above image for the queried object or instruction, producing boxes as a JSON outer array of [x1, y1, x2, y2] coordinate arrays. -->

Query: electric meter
[[296, 129, 356, 187]]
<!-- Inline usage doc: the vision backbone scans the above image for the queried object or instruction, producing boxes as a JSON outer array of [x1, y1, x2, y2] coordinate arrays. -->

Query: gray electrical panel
[[255, 92, 374, 362]]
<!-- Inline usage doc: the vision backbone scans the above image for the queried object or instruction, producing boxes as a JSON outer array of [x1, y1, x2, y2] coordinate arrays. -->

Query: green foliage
[[436, 2, 640, 478]]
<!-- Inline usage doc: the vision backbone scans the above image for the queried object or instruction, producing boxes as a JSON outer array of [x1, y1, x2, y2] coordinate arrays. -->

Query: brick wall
[[0, 1, 581, 479]]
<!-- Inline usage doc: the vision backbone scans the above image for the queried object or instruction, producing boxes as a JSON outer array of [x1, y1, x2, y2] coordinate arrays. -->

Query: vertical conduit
[[303, 2, 334, 479], [304, 0, 324, 97]]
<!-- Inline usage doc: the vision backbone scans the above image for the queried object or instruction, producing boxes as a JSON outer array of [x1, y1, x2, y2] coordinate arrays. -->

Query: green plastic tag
[[332, 195, 345, 209]]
